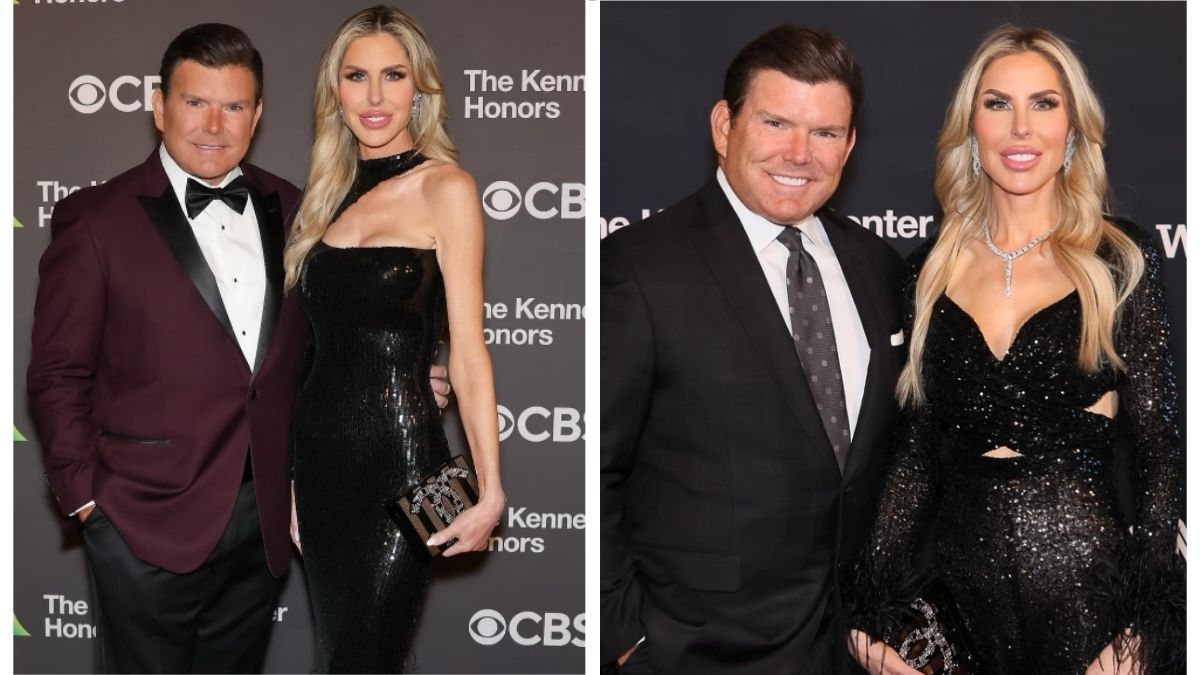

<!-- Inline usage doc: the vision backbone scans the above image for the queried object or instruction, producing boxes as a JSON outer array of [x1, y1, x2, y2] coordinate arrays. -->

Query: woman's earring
[[1062, 129, 1077, 176], [968, 134, 981, 179], [411, 92, 424, 121]]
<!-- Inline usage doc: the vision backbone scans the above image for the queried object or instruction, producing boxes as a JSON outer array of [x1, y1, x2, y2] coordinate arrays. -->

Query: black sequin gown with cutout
[[848, 220, 1184, 674], [293, 151, 449, 674]]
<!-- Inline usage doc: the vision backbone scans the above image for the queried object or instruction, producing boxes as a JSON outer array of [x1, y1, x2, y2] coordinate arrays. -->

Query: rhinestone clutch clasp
[[408, 466, 471, 522]]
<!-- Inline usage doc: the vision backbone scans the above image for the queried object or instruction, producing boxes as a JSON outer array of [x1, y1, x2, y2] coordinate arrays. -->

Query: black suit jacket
[[600, 179, 906, 674]]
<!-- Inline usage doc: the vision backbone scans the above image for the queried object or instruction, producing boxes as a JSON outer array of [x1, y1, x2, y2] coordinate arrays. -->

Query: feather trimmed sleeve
[[845, 251, 941, 645], [1109, 230, 1186, 672]]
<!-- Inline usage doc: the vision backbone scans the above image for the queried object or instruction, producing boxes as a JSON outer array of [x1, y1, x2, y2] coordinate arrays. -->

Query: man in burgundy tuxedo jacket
[[28, 24, 306, 673]]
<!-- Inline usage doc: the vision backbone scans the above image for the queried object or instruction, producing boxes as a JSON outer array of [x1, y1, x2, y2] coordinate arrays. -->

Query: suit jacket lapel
[[247, 184, 283, 376], [820, 208, 887, 480], [138, 185, 240, 348], [691, 181, 831, 456]]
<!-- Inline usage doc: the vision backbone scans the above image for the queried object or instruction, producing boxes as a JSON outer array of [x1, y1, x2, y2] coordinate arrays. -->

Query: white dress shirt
[[716, 168, 870, 439], [159, 144, 266, 366]]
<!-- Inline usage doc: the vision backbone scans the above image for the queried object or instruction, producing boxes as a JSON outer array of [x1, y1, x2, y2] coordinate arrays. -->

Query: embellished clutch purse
[[894, 582, 976, 674], [385, 455, 479, 559]]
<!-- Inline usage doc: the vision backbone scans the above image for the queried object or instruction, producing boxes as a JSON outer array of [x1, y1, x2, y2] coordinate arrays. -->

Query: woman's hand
[[848, 629, 923, 675], [1085, 631, 1142, 675], [289, 481, 301, 555], [427, 491, 506, 557]]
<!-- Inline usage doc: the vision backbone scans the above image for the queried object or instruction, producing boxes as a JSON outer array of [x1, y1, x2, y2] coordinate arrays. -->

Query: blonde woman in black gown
[[282, 6, 505, 673], [847, 26, 1183, 675]]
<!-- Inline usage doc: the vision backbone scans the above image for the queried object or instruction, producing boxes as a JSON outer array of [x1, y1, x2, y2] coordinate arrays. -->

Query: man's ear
[[152, 88, 165, 133], [711, 100, 732, 160], [250, 98, 264, 136]]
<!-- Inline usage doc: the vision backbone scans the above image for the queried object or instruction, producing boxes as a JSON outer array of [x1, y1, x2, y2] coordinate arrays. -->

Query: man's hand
[[429, 364, 451, 409], [77, 504, 95, 523], [289, 481, 301, 554], [616, 642, 639, 666]]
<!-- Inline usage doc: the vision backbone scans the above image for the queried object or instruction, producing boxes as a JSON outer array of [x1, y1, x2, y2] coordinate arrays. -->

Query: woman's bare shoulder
[[414, 160, 476, 201]]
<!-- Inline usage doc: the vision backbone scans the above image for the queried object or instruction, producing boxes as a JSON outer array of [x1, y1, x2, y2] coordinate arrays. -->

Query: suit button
[[249, 389, 259, 400]]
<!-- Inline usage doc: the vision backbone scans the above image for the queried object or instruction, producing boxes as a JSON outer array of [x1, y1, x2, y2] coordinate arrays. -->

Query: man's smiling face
[[153, 59, 262, 185], [712, 69, 856, 224]]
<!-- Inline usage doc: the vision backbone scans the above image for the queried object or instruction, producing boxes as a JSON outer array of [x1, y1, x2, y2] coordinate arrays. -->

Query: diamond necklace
[[982, 221, 1058, 298]]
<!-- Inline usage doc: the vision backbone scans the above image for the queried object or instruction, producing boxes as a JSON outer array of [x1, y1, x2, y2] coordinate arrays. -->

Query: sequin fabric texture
[[293, 152, 449, 674], [849, 224, 1184, 674]]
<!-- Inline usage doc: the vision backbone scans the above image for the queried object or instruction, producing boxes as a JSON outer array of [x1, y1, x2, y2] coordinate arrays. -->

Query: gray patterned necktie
[[777, 226, 851, 472]]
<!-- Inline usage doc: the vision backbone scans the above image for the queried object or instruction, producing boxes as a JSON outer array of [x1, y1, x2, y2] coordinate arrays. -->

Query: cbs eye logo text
[[482, 181, 584, 221], [496, 405, 584, 443], [69, 74, 159, 114], [468, 609, 584, 647]]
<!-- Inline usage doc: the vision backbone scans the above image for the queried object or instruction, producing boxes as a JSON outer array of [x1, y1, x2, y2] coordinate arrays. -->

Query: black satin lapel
[[691, 186, 832, 456], [138, 187, 239, 345], [821, 210, 887, 480], [249, 187, 284, 376], [821, 211, 885, 347]]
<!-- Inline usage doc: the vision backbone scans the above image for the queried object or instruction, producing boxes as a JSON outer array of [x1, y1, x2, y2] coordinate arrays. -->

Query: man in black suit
[[601, 26, 907, 674]]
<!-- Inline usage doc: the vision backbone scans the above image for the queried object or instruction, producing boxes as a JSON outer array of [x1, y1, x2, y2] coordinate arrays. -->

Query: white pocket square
[[890, 330, 905, 346]]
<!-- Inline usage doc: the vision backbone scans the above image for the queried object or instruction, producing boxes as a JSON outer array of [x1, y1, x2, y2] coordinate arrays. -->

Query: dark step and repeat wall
[[12, 1, 583, 673], [601, 2, 1186, 470]]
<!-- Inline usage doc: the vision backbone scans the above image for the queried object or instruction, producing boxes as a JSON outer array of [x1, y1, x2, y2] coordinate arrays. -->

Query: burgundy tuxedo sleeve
[[599, 236, 653, 662], [27, 196, 106, 517]]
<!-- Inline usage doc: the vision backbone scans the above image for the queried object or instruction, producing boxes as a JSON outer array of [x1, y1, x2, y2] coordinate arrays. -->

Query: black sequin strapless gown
[[293, 151, 449, 674], [849, 224, 1184, 674]]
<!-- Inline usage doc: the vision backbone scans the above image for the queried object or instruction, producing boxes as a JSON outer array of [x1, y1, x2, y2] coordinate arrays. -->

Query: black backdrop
[[601, 1, 1186, 460], [599, 6, 1187, 658]]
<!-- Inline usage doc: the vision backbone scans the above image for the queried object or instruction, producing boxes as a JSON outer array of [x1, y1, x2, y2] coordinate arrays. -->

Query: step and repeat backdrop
[[602, 2, 1186, 457], [12, 1, 583, 673]]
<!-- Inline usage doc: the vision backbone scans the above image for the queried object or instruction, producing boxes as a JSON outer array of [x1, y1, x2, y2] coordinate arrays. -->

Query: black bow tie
[[185, 176, 250, 219]]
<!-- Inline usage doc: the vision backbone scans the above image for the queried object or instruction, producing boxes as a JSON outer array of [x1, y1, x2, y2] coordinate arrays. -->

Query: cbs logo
[[468, 609, 585, 647], [69, 74, 159, 114], [496, 405, 584, 443], [482, 181, 584, 221]]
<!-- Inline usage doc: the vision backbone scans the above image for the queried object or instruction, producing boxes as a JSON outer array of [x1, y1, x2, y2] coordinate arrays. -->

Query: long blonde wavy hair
[[897, 25, 1144, 406], [283, 5, 457, 290]]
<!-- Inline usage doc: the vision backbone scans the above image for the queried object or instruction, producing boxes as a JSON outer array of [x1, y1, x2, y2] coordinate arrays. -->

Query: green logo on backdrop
[[14, 614, 30, 637], [13, 217, 23, 228], [14, 426, 28, 442]]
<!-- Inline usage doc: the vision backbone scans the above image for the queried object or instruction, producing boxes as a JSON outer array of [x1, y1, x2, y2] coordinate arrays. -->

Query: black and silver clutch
[[385, 455, 479, 558], [895, 582, 976, 674]]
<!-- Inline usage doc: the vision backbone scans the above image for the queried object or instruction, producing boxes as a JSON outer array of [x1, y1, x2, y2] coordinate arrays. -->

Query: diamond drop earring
[[968, 134, 981, 178], [410, 92, 424, 121], [1062, 129, 1077, 175]]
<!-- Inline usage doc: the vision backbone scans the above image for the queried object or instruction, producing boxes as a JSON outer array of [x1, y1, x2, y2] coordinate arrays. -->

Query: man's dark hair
[[723, 25, 863, 129], [159, 23, 264, 101]]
